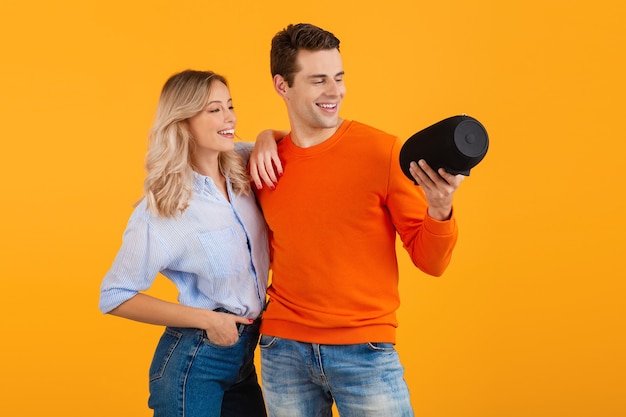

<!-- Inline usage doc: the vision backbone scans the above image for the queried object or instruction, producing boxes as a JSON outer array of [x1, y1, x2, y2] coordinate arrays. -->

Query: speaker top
[[399, 114, 489, 184]]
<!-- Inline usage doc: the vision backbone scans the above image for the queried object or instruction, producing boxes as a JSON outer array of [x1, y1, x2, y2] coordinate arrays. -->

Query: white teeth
[[318, 103, 336, 109], [218, 129, 234, 135]]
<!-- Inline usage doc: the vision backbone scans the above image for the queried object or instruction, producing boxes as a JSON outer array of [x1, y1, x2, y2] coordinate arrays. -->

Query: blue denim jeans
[[259, 336, 414, 417], [148, 319, 266, 417]]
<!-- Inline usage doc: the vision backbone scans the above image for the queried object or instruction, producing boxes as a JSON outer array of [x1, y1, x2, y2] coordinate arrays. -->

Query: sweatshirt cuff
[[424, 207, 456, 235]]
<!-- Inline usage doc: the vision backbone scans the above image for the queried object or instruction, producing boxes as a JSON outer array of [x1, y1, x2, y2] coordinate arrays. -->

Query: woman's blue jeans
[[259, 336, 414, 417], [148, 319, 266, 417]]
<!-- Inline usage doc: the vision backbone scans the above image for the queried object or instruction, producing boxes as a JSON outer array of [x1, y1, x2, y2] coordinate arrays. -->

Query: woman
[[99, 70, 270, 417]]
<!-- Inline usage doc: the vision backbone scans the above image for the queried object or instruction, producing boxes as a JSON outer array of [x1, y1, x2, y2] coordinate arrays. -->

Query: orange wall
[[1, 1, 625, 416]]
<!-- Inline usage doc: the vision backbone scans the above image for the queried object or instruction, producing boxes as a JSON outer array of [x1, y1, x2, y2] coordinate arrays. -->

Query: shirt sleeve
[[98, 214, 171, 313], [235, 141, 255, 164]]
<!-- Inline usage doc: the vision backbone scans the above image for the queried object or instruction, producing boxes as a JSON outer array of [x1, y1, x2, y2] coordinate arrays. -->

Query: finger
[[235, 317, 255, 326], [271, 154, 284, 177], [249, 160, 264, 190], [259, 160, 277, 189], [263, 155, 278, 185], [251, 155, 272, 189], [438, 169, 464, 188], [420, 162, 455, 190], [409, 161, 432, 187], [216, 332, 238, 346], [205, 327, 237, 346], [418, 159, 440, 179]]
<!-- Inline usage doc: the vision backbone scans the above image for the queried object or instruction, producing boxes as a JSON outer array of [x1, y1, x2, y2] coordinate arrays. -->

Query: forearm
[[257, 129, 288, 142], [409, 215, 458, 276], [108, 293, 212, 329]]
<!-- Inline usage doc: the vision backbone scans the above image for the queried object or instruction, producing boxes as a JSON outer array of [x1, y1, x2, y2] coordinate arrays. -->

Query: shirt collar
[[192, 171, 232, 198]]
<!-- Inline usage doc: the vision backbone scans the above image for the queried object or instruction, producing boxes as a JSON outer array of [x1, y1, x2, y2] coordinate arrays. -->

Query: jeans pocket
[[259, 334, 277, 349], [202, 332, 241, 349], [149, 328, 182, 382], [367, 342, 396, 353]]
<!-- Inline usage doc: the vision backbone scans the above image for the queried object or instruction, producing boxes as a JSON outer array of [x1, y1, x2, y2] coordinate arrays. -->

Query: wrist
[[427, 206, 453, 221]]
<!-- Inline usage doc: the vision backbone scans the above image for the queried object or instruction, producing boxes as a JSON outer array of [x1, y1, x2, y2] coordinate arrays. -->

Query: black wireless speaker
[[399, 114, 489, 184]]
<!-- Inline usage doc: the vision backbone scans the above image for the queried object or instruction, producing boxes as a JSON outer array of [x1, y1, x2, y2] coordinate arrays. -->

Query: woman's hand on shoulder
[[249, 129, 287, 190]]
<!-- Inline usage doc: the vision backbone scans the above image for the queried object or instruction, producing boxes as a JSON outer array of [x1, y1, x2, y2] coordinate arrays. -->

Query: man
[[249, 23, 464, 417]]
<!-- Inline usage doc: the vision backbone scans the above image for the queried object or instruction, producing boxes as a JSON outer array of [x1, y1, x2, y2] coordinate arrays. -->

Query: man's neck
[[290, 119, 344, 148]]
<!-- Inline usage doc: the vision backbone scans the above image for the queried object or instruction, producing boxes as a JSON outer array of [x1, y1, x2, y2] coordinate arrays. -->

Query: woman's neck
[[192, 155, 229, 201]]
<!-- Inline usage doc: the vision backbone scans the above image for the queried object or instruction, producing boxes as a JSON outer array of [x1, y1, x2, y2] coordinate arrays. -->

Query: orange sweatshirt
[[255, 120, 458, 344]]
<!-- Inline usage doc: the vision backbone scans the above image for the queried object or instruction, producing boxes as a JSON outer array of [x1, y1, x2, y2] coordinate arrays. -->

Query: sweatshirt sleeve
[[385, 137, 458, 277]]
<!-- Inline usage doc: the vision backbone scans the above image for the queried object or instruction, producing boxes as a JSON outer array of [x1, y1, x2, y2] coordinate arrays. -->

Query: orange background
[[1, 1, 625, 416]]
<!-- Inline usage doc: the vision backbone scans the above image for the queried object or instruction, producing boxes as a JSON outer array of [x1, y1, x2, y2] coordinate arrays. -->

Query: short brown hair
[[270, 23, 340, 86]]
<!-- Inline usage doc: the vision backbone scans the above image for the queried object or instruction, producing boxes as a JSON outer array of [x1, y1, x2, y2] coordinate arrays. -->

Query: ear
[[273, 74, 289, 99]]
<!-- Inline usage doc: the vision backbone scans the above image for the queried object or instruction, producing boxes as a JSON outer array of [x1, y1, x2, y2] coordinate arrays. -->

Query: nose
[[225, 106, 236, 125], [325, 79, 343, 97]]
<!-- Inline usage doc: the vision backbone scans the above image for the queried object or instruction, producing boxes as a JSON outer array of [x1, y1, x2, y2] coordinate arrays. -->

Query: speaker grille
[[454, 120, 489, 158]]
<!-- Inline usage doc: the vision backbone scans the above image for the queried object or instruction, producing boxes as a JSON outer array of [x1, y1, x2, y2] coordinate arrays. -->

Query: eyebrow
[[307, 71, 345, 79], [207, 98, 233, 105]]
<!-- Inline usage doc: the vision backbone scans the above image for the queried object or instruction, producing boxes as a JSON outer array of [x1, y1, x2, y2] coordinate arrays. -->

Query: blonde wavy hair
[[144, 70, 251, 218]]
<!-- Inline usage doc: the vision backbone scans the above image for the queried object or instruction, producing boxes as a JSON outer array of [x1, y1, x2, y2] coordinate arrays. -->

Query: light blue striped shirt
[[99, 143, 269, 319]]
